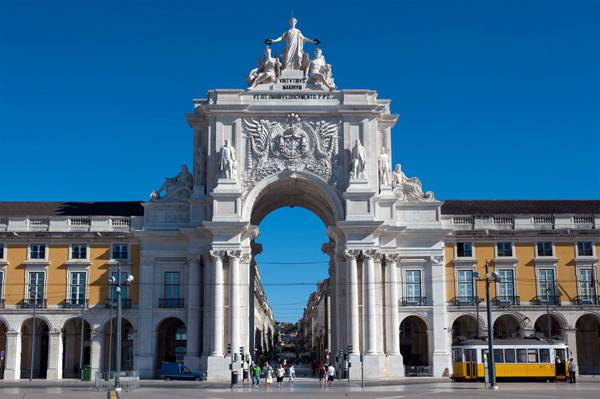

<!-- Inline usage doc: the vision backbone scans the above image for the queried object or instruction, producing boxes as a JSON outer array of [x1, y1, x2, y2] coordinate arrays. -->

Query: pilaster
[[3, 330, 20, 380], [46, 329, 63, 380]]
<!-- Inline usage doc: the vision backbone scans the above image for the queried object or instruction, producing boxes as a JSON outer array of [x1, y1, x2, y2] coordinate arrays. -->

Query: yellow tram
[[452, 338, 571, 381]]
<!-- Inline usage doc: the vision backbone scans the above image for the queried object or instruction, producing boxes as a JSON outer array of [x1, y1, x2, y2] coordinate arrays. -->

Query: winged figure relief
[[313, 120, 339, 158], [244, 119, 277, 163]]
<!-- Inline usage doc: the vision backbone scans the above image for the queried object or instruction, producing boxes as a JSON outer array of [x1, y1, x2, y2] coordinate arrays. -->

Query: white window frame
[[495, 241, 515, 258], [495, 267, 517, 301], [455, 241, 475, 259], [28, 243, 48, 261], [535, 241, 555, 258], [403, 268, 423, 303], [0, 242, 6, 261], [535, 266, 558, 302], [0, 266, 5, 303], [67, 269, 88, 306], [576, 266, 597, 301], [163, 271, 182, 300], [455, 268, 476, 301], [69, 243, 89, 261], [25, 268, 47, 303], [108, 265, 132, 303], [110, 243, 130, 262], [576, 241, 596, 259]]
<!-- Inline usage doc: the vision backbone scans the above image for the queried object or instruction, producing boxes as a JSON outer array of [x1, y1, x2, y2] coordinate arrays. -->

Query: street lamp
[[483, 260, 500, 390], [473, 271, 481, 338], [108, 263, 134, 392], [545, 285, 552, 339], [28, 286, 36, 381]]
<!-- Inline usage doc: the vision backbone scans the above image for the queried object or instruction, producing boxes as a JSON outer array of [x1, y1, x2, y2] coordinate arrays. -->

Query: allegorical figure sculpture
[[219, 140, 237, 179], [392, 163, 434, 201], [350, 139, 367, 179], [151, 165, 193, 201], [379, 148, 392, 187], [247, 46, 281, 89], [265, 17, 320, 71], [306, 48, 335, 90]]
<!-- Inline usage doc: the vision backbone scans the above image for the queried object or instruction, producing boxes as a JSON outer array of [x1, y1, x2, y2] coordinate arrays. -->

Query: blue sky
[[1, 1, 599, 321]]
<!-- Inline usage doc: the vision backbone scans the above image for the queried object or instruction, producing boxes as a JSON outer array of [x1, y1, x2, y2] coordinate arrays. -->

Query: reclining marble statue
[[306, 48, 335, 90], [150, 165, 193, 200], [392, 163, 434, 201], [247, 47, 281, 89]]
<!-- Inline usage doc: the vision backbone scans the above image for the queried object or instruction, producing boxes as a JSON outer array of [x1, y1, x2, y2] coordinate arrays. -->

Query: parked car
[[159, 362, 207, 381]]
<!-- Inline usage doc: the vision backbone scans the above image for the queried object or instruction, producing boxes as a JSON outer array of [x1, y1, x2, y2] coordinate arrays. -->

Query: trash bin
[[231, 371, 238, 385], [82, 366, 92, 381]]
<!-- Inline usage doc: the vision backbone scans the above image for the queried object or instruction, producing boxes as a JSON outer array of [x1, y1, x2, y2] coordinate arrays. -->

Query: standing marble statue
[[350, 139, 367, 179], [379, 148, 392, 186], [247, 47, 281, 88], [151, 165, 193, 200], [219, 140, 237, 179], [265, 17, 320, 70], [306, 48, 335, 90]]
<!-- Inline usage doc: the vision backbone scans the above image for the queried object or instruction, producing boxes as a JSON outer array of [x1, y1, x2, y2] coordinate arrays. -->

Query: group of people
[[317, 363, 337, 388], [244, 361, 296, 390]]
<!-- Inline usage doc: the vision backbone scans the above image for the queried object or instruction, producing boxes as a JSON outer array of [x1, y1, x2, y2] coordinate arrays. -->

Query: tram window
[[528, 349, 539, 363], [481, 349, 488, 363], [494, 349, 504, 363], [453, 349, 463, 362], [517, 349, 528, 363], [539, 348, 550, 363], [504, 349, 516, 363]]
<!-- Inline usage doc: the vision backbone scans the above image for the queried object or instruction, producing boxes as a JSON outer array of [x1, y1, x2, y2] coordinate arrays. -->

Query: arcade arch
[[576, 314, 600, 374], [451, 315, 480, 342], [493, 314, 522, 339], [61, 317, 91, 378], [400, 316, 429, 367], [103, 318, 135, 373], [534, 314, 564, 339], [20, 317, 49, 379], [155, 317, 187, 374], [0, 319, 7, 379]]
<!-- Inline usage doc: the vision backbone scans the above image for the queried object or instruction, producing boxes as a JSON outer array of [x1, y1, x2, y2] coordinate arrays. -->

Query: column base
[[183, 354, 202, 370], [206, 355, 230, 381], [136, 354, 154, 379], [347, 354, 385, 380], [432, 350, 451, 377], [385, 354, 404, 377]]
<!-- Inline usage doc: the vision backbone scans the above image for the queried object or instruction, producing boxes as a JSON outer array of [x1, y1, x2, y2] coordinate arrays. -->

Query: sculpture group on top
[[247, 18, 335, 91], [150, 164, 193, 201], [392, 163, 434, 201]]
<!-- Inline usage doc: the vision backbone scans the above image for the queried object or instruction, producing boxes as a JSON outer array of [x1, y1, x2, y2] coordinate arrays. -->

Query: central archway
[[20, 317, 49, 379]]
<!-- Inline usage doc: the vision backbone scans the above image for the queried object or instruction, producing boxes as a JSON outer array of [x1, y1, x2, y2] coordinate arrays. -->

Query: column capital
[[209, 250, 226, 261], [344, 249, 361, 259], [430, 255, 444, 265], [385, 253, 400, 263], [363, 249, 377, 260], [227, 250, 242, 260]]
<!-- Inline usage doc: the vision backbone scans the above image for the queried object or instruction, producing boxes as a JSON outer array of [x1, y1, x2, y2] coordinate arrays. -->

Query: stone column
[[184, 257, 201, 369], [565, 327, 578, 367], [430, 255, 451, 377], [136, 256, 155, 378], [3, 330, 21, 380], [90, 329, 103, 379], [364, 250, 377, 355], [210, 250, 225, 357], [46, 328, 63, 380], [345, 250, 360, 354], [386, 254, 400, 355], [228, 250, 241, 358]]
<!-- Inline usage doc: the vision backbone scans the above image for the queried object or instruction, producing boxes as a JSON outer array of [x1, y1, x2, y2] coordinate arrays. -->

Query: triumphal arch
[[139, 19, 449, 380]]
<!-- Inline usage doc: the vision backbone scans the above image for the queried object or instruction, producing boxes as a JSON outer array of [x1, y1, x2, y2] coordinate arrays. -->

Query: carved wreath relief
[[243, 113, 340, 190]]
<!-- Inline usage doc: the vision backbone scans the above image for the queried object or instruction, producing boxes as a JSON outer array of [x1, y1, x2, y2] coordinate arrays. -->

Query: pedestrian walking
[[318, 364, 326, 388], [276, 364, 285, 389], [327, 363, 336, 387], [568, 358, 576, 384], [265, 363, 274, 389], [242, 359, 249, 383], [288, 363, 296, 383], [252, 363, 261, 389]]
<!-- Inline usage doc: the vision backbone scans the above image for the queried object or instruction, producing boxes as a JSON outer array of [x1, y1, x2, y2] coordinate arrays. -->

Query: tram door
[[464, 349, 478, 379]]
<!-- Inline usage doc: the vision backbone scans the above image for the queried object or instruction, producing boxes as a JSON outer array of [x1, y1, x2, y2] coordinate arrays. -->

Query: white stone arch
[[241, 170, 345, 225], [17, 314, 53, 332], [492, 311, 527, 338], [399, 313, 432, 332], [448, 312, 487, 331], [0, 315, 11, 331]]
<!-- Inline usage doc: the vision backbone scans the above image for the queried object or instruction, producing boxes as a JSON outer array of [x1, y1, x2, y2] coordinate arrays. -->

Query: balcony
[[105, 298, 132, 309], [400, 297, 428, 306], [531, 294, 561, 306], [158, 298, 185, 308], [451, 296, 483, 306], [572, 295, 600, 305], [20, 298, 47, 308], [62, 298, 89, 308], [492, 296, 520, 306]]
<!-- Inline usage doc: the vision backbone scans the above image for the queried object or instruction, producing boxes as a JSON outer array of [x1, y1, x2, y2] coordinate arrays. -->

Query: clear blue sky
[[1, 1, 599, 321]]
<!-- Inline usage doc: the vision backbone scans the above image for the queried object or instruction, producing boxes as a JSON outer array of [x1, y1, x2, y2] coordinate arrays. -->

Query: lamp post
[[473, 271, 481, 338], [28, 286, 36, 381], [484, 260, 500, 390], [79, 303, 85, 381], [545, 285, 552, 339], [108, 263, 134, 392]]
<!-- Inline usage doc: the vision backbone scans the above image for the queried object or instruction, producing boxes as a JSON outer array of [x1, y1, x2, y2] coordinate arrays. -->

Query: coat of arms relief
[[243, 113, 341, 192]]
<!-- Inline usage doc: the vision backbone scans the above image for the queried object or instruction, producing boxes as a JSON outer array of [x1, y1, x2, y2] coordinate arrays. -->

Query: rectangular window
[[504, 349, 516, 363], [30, 244, 46, 259], [539, 348, 550, 363], [536, 242, 553, 257], [494, 349, 504, 363], [70, 271, 87, 305], [537, 268, 556, 302], [0, 270, 3, 301], [527, 349, 539, 363], [577, 268, 595, 302], [453, 349, 463, 362], [517, 348, 527, 363], [497, 269, 515, 303], [577, 241, 593, 257], [112, 244, 128, 260], [71, 244, 88, 260], [0, 243, 4, 259], [457, 270, 474, 302], [456, 242, 473, 257], [405, 270, 421, 303], [164, 272, 181, 299], [28, 271, 45, 305], [496, 242, 513, 257]]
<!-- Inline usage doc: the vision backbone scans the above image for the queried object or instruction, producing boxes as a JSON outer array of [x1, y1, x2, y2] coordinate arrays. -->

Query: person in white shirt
[[288, 363, 296, 382], [327, 364, 336, 387]]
